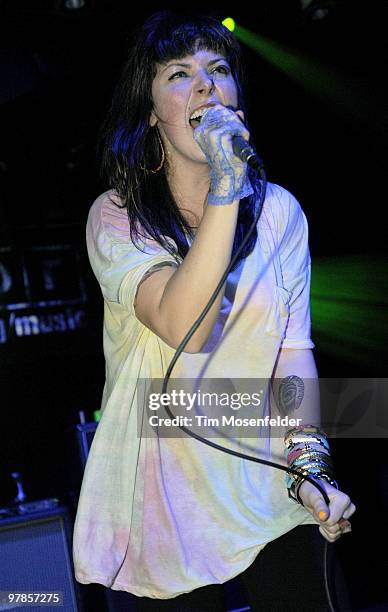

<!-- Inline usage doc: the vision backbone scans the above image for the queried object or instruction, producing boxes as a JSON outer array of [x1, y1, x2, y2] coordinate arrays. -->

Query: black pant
[[109, 525, 351, 611]]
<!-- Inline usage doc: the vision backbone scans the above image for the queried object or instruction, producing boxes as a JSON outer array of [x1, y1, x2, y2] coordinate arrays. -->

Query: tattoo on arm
[[277, 375, 304, 416]]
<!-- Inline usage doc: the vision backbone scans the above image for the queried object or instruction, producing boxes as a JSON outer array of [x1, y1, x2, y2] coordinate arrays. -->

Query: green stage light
[[235, 24, 335, 98], [310, 254, 387, 368], [233, 24, 379, 131], [222, 17, 236, 32]]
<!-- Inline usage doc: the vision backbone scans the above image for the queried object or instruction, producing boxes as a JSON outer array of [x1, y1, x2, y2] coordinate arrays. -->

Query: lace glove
[[193, 104, 254, 205]]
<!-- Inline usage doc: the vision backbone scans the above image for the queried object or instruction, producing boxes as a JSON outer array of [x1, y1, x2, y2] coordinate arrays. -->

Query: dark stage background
[[0, 1, 387, 610]]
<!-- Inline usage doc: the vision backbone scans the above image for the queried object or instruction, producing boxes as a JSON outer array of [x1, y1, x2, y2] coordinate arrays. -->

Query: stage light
[[300, 0, 331, 20], [232, 24, 377, 128], [64, 0, 86, 9], [222, 17, 236, 32], [310, 254, 387, 368]]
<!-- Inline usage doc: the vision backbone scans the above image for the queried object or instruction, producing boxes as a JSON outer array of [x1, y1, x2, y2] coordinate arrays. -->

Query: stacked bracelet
[[284, 425, 338, 505]]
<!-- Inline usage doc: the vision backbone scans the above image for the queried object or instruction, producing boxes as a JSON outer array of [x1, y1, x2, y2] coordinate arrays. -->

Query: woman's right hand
[[193, 104, 253, 205], [298, 479, 356, 543]]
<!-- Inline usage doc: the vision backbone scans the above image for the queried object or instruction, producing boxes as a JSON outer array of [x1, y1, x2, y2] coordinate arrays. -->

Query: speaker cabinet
[[0, 505, 82, 611]]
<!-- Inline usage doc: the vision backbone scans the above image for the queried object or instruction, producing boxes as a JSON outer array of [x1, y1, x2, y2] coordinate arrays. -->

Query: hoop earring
[[140, 127, 165, 174]]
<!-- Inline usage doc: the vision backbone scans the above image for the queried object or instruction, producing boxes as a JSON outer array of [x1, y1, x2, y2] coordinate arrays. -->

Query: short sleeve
[[86, 192, 179, 315], [276, 188, 315, 350]]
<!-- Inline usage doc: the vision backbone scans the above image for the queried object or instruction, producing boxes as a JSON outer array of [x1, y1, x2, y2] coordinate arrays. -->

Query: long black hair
[[100, 10, 258, 270]]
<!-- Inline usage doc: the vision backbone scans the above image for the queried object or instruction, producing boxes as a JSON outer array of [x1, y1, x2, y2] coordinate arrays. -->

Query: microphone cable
[[159, 160, 337, 611]]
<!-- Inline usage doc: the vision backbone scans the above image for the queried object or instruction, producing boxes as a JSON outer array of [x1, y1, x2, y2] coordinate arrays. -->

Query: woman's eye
[[168, 66, 230, 81], [213, 65, 230, 75], [169, 71, 187, 80]]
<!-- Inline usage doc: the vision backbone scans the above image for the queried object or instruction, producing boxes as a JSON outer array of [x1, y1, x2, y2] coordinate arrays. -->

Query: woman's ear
[[149, 111, 158, 127], [235, 110, 245, 124]]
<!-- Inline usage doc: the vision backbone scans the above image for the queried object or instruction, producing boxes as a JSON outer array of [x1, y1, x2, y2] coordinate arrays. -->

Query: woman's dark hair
[[100, 10, 258, 270]]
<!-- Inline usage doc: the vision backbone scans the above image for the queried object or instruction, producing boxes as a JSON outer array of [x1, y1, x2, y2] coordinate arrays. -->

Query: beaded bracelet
[[288, 472, 339, 504], [284, 424, 329, 443], [292, 453, 333, 469], [285, 425, 329, 439], [286, 442, 331, 463], [287, 447, 332, 466], [284, 425, 337, 505], [284, 424, 325, 438], [285, 434, 330, 452]]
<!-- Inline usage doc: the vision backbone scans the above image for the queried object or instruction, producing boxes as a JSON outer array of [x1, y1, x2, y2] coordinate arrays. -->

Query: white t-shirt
[[72, 183, 317, 598]]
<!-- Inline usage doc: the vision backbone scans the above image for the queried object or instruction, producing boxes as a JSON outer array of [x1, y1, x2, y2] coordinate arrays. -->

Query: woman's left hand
[[298, 479, 356, 542]]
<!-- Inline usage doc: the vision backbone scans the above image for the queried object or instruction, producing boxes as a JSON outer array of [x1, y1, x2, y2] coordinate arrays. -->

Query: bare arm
[[134, 198, 239, 353], [271, 347, 319, 426], [134, 105, 251, 353], [271, 348, 356, 542]]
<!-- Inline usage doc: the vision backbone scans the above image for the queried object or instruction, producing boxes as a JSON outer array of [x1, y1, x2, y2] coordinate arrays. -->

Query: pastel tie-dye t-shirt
[[73, 183, 317, 598]]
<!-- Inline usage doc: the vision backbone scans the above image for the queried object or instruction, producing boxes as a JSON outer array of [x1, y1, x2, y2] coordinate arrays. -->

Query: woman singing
[[73, 11, 355, 611]]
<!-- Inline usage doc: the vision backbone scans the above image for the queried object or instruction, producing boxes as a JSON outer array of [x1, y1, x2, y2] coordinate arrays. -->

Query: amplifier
[[0, 505, 82, 611]]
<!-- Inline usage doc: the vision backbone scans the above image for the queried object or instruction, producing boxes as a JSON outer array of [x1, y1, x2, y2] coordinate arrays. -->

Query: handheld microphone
[[232, 135, 264, 171], [196, 105, 264, 171]]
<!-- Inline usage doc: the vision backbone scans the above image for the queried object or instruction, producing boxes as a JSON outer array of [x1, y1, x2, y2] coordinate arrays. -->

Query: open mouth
[[189, 117, 202, 129], [189, 106, 212, 129]]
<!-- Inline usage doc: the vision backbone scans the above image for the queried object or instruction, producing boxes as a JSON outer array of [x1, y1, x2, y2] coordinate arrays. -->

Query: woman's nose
[[196, 73, 215, 95]]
